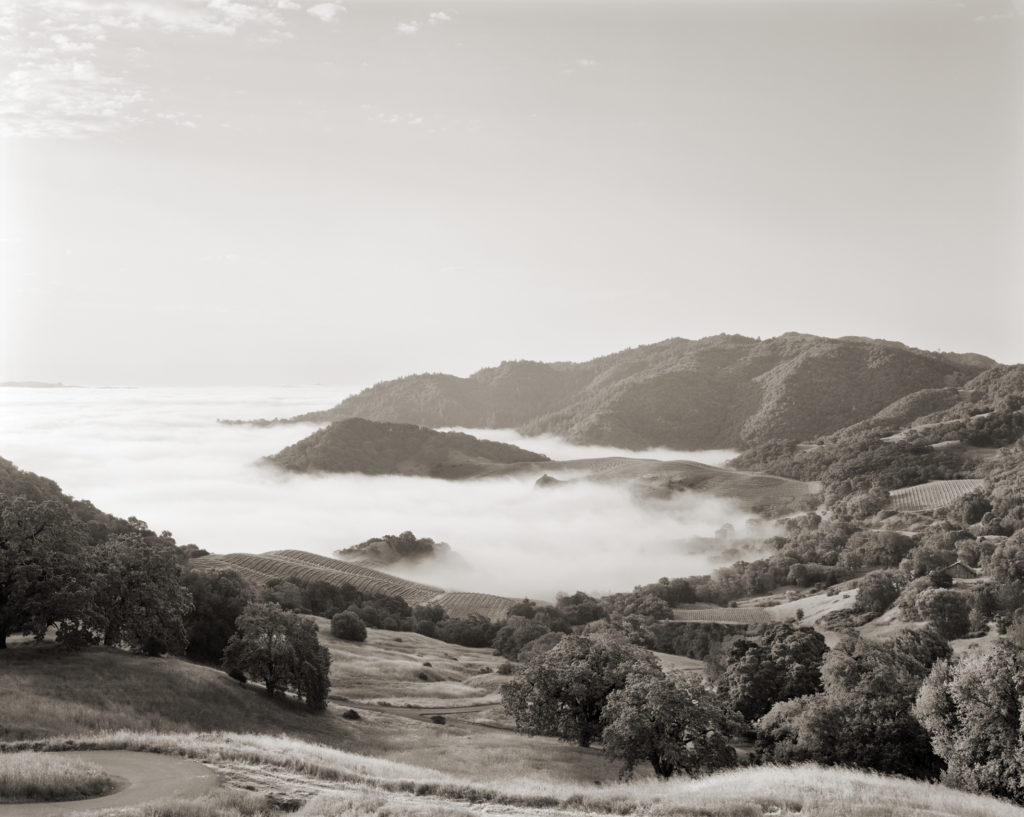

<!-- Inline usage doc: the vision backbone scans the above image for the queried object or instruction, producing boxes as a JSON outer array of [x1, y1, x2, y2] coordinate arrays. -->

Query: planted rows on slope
[[889, 479, 986, 512], [192, 552, 515, 620], [670, 606, 780, 625], [430, 592, 515, 621]]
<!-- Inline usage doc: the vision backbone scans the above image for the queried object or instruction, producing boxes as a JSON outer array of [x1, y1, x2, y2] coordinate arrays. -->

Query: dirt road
[[0, 750, 218, 816]]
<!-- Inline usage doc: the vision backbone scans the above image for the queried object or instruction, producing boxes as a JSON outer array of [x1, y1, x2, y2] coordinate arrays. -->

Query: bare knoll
[[244, 333, 993, 450], [267, 417, 548, 478], [191, 550, 515, 620]]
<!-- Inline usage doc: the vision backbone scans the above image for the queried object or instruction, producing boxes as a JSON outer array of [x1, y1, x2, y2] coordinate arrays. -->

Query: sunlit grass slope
[[0, 637, 614, 784], [14, 732, 1024, 817]]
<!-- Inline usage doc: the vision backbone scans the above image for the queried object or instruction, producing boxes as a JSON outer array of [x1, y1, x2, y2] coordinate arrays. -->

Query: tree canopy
[[501, 633, 661, 747], [602, 672, 736, 779], [223, 602, 331, 710]]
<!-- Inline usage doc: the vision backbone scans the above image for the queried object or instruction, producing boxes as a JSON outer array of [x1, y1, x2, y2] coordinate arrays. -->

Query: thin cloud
[[1, 0, 293, 138], [428, 12, 452, 24], [307, 3, 340, 22], [0, 59, 143, 138], [396, 21, 419, 35]]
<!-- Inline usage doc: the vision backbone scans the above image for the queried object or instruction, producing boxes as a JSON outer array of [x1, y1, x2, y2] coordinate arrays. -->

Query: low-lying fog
[[0, 387, 767, 599]]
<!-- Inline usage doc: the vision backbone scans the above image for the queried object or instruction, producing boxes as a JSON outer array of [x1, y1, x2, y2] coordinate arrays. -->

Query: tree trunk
[[650, 754, 675, 779], [0, 633, 6, 649]]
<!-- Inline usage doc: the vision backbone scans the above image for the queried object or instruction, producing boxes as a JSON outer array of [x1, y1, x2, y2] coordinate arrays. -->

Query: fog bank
[[0, 387, 765, 599]]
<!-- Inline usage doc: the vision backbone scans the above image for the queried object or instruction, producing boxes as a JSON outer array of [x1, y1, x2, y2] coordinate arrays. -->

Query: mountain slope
[[267, 334, 993, 450], [267, 418, 549, 478]]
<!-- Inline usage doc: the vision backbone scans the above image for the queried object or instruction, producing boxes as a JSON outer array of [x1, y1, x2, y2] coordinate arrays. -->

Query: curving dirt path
[[0, 751, 219, 816]]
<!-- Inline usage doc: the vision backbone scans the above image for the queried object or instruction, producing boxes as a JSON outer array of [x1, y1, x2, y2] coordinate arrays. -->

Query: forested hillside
[[267, 418, 549, 478], [253, 334, 993, 450]]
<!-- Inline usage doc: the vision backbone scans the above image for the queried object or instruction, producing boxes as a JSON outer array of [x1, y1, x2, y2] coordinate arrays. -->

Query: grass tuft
[[0, 750, 115, 803]]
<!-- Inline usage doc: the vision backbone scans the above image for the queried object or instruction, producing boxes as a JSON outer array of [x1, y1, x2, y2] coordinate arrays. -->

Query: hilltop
[[246, 333, 994, 450], [336, 531, 463, 571], [266, 417, 549, 478]]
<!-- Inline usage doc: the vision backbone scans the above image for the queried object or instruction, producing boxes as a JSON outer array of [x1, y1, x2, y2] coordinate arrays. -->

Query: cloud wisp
[[0, 386, 765, 600], [1, 0, 294, 138]]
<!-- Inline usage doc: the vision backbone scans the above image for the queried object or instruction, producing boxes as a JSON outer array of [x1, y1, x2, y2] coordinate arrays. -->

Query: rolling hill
[[246, 333, 994, 450], [266, 417, 548, 478], [191, 549, 515, 620]]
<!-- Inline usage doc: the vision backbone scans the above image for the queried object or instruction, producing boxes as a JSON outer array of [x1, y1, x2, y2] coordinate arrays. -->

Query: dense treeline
[[0, 457, 331, 710]]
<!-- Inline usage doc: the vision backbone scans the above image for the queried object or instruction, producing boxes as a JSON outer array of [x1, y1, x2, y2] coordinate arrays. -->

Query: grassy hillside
[[191, 550, 516, 620], [255, 333, 992, 450], [267, 417, 548, 478], [0, 637, 615, 785]]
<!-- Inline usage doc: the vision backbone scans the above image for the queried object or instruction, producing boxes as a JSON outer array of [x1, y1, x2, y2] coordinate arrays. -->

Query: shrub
[[331, 611, 367, 642], [915, 589, 971, 639], [341, 709, 361, 720]]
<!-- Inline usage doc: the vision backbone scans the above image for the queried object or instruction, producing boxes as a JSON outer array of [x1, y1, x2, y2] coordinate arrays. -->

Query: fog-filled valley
[[0, 386, 759, 599]]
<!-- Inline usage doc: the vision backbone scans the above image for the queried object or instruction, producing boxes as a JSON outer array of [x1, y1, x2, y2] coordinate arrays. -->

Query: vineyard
[[431, 591, 515, 620], [191, 550, 515, 620], [670, 606, 780, 625], [888, 479, 986, 512]]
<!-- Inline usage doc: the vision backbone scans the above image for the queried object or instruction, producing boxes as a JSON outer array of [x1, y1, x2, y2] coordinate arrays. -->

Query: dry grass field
[[9, 732, 1024, 817], [0, 751, 114, 803]]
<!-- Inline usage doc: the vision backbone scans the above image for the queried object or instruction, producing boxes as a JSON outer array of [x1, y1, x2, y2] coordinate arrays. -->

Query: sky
[[2, 0, 1022, 386]]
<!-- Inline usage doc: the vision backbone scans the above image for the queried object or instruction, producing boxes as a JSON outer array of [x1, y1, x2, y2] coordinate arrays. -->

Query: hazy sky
[[2, 0, 1022, 386]]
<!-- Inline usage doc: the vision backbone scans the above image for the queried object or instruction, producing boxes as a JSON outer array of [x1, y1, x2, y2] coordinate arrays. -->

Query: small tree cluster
[[223, 602, 331, 710], [501, 633, 735, 778]]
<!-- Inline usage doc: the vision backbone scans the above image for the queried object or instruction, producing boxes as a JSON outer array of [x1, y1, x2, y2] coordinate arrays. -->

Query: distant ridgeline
[[238, 333, 995, 450]]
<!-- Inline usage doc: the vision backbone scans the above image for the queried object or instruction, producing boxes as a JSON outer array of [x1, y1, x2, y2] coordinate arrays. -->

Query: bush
[[341, 708, 361, 720], [915, 589, 971, 640], [331, 611, 367, 642]]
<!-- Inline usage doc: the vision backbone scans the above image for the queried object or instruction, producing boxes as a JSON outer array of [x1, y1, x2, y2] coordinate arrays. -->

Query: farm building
[[937, 561, 980, 581]]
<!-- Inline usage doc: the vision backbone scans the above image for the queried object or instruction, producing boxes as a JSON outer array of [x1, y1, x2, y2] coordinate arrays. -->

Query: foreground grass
[[0, 750, 115, 803], [10, 731, 1024, 817]]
